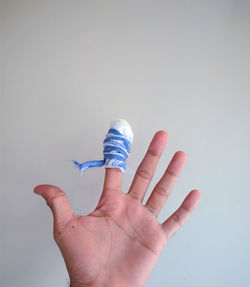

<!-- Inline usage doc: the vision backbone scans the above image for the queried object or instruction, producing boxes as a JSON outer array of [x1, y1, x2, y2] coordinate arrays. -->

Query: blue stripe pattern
[[73, 128, 131, 173]]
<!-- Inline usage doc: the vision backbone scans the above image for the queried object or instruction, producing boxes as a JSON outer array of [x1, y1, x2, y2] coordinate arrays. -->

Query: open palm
[[34, 131, 200, 287]]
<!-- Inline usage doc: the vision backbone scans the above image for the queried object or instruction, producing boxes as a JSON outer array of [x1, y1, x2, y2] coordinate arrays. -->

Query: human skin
[[34, 131, 201, 287]]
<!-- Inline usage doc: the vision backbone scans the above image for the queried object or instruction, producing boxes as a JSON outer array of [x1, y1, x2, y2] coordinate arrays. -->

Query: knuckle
[[180, 205, 191, 215], [154, 185, 168, 198], [145, 204, 157, 215], [129, 192, 141, 201], [137, 166, 153, 181], [148, 148, 161, 158], [171, 211, 182, 228], [47, 192, 66, 208], [166, 169, 178, 178]]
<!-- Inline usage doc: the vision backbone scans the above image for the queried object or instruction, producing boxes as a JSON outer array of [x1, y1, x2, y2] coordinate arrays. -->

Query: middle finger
[[128, 131, 168, 202]]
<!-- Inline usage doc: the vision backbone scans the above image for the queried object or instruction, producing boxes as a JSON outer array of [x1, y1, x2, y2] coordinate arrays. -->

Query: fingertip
[[156, 129, 168, 136], [190, 189, 201, 199], [167, 151, 187, 174], [149, 131, 168, 155], [33, 184, 49, 194], [184, 189, 201, 211], [175, 150, 187, 160], [33, 184, 59, 196], [155, 130, 168, 143], [33, 185, 42, 195]]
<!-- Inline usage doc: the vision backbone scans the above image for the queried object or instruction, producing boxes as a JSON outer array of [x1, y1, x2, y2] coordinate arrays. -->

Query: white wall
[[1, 1, 250, 286]]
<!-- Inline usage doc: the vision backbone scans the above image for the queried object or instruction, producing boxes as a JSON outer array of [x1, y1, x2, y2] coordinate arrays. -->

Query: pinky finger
[[162, 190, 201, 240]]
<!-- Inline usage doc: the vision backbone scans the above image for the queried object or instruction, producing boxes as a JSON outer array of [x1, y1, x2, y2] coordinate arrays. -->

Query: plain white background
[[1, 1, 250, 286]]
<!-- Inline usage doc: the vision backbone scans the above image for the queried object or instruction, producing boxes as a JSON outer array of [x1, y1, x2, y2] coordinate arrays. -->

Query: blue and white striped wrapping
[[73, 119, 133, 173]]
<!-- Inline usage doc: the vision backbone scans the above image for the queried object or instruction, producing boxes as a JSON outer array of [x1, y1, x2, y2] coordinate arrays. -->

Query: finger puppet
[[73, 119, 133, 174]]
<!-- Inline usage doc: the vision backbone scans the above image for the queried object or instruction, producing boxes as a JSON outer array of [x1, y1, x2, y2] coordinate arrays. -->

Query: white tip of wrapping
[[110, 119, 133, 143]]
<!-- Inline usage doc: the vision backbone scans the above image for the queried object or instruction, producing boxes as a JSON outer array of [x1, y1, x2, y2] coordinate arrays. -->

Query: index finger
[[102, 168, 123, 196]]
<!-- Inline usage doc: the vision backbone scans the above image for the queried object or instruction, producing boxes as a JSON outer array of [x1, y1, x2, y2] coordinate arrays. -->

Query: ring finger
[[145, 151, 187, 216]]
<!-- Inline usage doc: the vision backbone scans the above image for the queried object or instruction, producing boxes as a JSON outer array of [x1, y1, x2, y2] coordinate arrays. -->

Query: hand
[[34, 131, 201, 287]]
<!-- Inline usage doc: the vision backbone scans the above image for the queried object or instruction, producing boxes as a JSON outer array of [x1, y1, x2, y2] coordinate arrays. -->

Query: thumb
[[34, 184, 74, 225]]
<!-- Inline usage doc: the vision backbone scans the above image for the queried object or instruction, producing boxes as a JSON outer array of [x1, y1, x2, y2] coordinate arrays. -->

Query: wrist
[[70, 277, 129, 287], [70, 282, 114, 287]]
